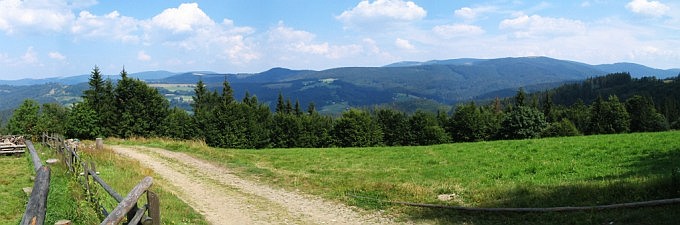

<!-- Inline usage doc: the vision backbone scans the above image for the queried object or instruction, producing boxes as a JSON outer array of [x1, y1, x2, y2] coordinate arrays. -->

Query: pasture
[[114, 131, 680, 224]]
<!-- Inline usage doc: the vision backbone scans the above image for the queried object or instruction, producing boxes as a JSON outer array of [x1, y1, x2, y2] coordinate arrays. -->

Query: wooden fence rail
[[42, 134, 160, 225], [21, 141, 51, 225]]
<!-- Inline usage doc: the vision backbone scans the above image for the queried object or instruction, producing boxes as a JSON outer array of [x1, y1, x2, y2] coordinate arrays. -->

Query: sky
[[1, 0, 679, 80]]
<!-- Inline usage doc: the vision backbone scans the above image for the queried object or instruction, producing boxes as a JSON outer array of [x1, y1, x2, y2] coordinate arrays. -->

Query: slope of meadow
[[114, 131, 680, 224]]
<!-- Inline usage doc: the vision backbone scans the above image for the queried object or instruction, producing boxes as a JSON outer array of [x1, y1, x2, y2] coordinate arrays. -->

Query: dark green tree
[[299, 113, 333, 148], [567, 99, 590, 133], [625, 95, 669, 132], [36, 103, 68, 135], [587, 95, 630, 134], [82, 66, 116, 136], [162, 107, 197, 140], [332, 109, 383, 147], [446, 102, 500, 142], [6, 99, 40, 136], [375, 108, 410, 146], [515, 88, 527, 107], [270, 113, 303, 148], [113, 69, 170, 138], [307, 102, 316, 115], [276, 93, 285, 114], [499, 106, 547, 139], [408, 111, 450, 146], [65, 102, 101, 139], [294, 100, 302, 116], [221, 79, 234, 106], [542, 118, 580, 137]]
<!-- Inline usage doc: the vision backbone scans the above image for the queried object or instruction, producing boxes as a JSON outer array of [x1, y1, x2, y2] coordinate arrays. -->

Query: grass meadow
[[0, 153, 33, 224], [114, 131, 680, 224], [0, 142, 208, 225]]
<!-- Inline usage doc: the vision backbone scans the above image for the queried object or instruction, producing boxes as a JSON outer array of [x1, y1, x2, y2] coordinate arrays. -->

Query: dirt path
[[110, 145, 402, 225]]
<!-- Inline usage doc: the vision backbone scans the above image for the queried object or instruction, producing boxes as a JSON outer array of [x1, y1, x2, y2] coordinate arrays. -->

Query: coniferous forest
[[3, 68, 679, 149]]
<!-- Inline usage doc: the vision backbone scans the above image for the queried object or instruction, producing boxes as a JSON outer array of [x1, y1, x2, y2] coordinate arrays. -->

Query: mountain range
[[1, 56, 678, 115]]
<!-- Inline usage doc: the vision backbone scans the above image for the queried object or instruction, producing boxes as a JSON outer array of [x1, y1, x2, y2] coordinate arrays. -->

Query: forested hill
[[534, 73, 680, 123], [1, 57, 678, 117]]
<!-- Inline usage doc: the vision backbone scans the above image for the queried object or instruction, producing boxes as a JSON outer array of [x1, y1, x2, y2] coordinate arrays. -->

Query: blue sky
[[1, 0, 679, 79]]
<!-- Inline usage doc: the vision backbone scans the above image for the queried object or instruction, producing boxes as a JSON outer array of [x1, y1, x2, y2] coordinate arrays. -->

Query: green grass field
[[149, 83, 195, 92], [0, 142, 208, 225], [0, 154, 33, 224], [115, 131, 680, 224]]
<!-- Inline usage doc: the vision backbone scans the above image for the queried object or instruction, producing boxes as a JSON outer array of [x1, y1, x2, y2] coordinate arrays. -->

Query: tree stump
[[95, 138, 103, 150]]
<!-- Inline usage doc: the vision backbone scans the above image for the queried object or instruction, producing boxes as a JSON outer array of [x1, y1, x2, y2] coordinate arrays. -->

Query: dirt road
[[110, 146, 400, 225]]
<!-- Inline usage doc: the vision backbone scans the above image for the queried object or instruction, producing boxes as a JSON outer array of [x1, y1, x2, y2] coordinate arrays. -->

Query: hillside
[[1, 57, 678, 115], [117, 131, 680, 224]]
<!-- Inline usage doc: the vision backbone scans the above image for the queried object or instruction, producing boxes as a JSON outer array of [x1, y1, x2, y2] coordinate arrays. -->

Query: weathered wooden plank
[[127, 205, 148, 225], [147, 190, 160, 225], [89, 169, 124, 203], [26, 141, 42, 171], [20, 166, 51, 225], [100, 177, 153, 225], [0, 150, 25, 154]]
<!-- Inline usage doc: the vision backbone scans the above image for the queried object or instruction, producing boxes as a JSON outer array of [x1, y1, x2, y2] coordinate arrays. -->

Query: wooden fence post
[[147, 191, 160, 225], [20, 166, 50, 225], [82, 162, 90, 197]]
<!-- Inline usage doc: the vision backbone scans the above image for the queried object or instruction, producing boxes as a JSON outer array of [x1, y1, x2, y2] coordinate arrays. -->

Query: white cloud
[[336, 0, 426, 28], [72, 10, 140, 43], [626, 0, 669, 17], [150, 3, 214, 33], [267, 22, 361, 59], [499, 14, 586, 38], [21, 47, 38, 64], [48, 51, 66, 60], [454, 6, 496, 21], [433, 24, 485, 38], [454, 7, 476, 20], [137, 51, 151, 61], [394, 38, 415, 50], [141, 3, 259, 64], [0, 0, 75, 34]]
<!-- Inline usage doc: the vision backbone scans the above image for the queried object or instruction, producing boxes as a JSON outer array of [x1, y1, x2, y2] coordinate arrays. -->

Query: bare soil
[[110, 145, 405, 225]]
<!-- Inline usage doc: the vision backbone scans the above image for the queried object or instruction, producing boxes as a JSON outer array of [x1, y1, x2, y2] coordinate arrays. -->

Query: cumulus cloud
[[394, 38, 415, 50], [336, 0, 426, 28], [454, 6, 495, 21], [0, 0, 75, 34], [626, 0, 669, 17], [72, 10, 140, 43], [137, 51, 151, 61], [499, 14, 586, 38], [48, 51, 66, 60], [433, 24, 485, 38], [267, 22, 362, 59], [150, 3, 214, 33]]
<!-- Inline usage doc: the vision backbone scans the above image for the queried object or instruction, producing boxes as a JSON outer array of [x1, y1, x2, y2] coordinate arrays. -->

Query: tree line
[[2, 68, 678, 148]]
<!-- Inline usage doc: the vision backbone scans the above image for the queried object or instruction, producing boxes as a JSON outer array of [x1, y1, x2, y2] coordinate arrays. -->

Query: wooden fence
[[21, 141, 50, 225], [36, 134, 160, 225]]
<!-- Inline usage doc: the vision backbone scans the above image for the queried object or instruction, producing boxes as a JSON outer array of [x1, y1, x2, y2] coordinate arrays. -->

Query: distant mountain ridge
[[1, 57, 678, 115], [0, 70, 177, 86]]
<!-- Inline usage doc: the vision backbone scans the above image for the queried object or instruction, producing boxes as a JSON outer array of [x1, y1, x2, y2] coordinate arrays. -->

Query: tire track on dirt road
[[111, 145, 402, 225]]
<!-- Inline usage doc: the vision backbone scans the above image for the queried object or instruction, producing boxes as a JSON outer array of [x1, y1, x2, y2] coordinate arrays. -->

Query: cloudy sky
[[1, 0, 678, 79]]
